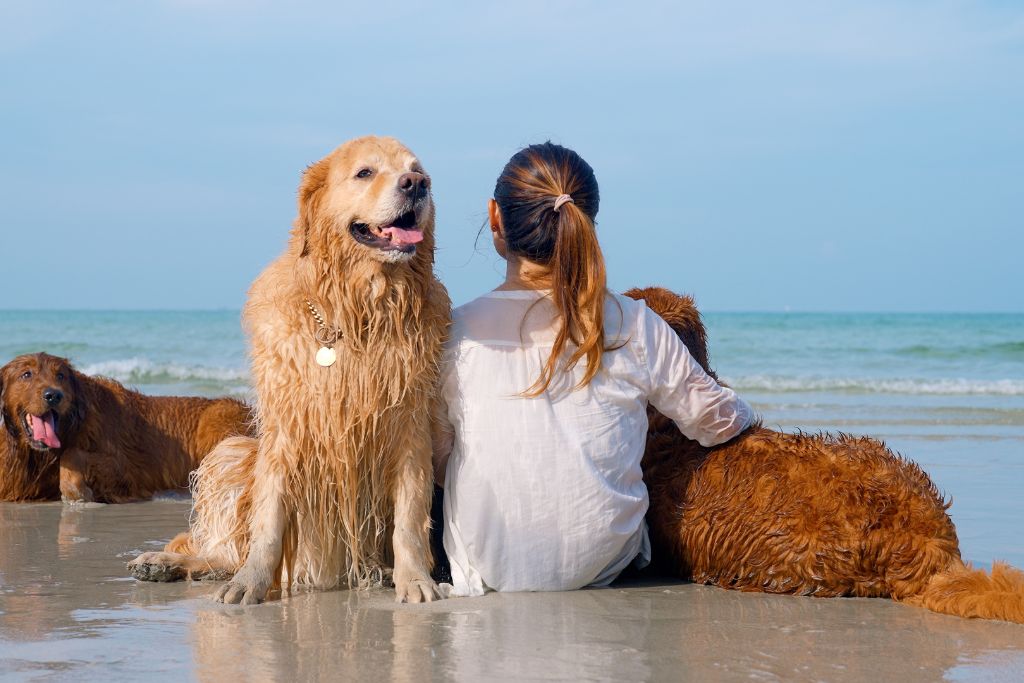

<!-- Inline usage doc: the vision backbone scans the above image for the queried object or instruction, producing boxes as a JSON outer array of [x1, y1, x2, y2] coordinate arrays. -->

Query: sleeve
[[639, 305, 754, 448], [430, 352, 456, 486]]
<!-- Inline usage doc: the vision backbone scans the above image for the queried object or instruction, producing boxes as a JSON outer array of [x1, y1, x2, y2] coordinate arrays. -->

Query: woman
[[433, 142, 753, 596]]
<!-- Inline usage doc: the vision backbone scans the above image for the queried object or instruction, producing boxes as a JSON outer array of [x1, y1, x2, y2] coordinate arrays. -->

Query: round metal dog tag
[[315, 346, 337, 367]]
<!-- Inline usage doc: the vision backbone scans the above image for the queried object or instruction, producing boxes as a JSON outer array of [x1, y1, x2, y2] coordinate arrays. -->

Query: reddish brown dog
[[0, 353, 252, 503], [630, 287, 1024, 624]]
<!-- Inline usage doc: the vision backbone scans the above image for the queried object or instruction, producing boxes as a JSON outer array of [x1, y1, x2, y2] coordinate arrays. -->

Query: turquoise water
[[2, 310, 1020, 427], [1, 309, 1022, 566], [3, 310, 1021, 398], [0, 310, 249, 398], [705, 312, 1024, 443]]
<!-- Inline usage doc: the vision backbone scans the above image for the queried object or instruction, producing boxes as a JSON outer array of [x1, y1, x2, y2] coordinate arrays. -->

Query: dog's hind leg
[[210, 437, 288, 605], [128, 436, 256, 585], [128, 532, 234, 582], [128, 532, 234, 581]]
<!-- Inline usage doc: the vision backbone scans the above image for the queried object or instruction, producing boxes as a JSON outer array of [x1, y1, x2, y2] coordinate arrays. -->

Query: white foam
[[79, 357, 249, 385], [730, 375, 1024, 396]]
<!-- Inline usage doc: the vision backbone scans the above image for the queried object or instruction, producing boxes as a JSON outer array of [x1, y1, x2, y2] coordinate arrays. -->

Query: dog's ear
[[0, 370, 13, 438], [298, 158, 331, 258], [66, 365, 87, 434]]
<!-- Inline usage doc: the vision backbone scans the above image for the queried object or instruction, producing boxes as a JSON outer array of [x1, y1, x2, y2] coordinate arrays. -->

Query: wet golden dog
[[0, 353, 251, 503], [629, 287, 1024, 624], [129, 136, 451, 604]]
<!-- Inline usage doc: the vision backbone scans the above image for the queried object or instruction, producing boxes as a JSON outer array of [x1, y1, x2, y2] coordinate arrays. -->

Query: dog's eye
[[57, 372, 65, 381], [355, 168, 374, 179], [20, 371, 32, 380]]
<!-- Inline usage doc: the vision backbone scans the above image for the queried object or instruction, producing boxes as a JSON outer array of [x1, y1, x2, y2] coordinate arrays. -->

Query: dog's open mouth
[[349, 209, 424, 255], [23, 410, 61, 450]]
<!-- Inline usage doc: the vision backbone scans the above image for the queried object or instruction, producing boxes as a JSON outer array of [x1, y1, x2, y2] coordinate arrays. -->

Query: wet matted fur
[[627, 286, 1024, 624], [129, 137, 451, 604], [0, 353, 251, 503]]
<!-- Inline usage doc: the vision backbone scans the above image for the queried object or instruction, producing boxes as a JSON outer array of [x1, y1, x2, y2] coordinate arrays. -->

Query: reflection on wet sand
[[0, 501, 194, 643], [1, 499, 1023, 681], [0, 503, 60, 642], [191, 592, 444, 682], [185, 580, 1024, 682]]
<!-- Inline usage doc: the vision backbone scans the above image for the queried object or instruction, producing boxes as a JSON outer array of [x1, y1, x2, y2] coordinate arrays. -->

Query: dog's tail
[[903, 560, 1024, 624]]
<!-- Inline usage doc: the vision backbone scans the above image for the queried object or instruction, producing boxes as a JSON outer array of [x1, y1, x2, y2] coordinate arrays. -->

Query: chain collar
[[305, 300, 343, 348]]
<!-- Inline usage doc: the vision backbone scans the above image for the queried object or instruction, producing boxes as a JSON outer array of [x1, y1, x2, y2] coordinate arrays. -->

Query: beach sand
[[1, 489, 1022, 682]]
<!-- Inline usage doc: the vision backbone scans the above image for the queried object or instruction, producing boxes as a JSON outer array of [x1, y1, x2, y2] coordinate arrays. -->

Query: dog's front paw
[[61, 484, 95, 504], [213, 568, 271, 605], [128, 552, 186, 582], [394, 573, 442, 604]]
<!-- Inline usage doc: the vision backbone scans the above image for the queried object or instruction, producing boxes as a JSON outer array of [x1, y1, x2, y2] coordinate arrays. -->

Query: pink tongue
[[30, 414, 61, 449], [380, 227, 424, 246]]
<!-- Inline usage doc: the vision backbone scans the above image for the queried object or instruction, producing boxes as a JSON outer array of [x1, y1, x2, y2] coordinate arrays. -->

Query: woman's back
[[435, 141, 751, 596], [440, 290, 751, 595]]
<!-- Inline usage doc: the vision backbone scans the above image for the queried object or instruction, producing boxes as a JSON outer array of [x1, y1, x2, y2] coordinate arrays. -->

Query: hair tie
[[553, 194, 574, 213]]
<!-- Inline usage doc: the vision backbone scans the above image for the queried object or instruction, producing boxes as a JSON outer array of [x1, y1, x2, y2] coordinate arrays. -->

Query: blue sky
[[1, 1, 1021, 312]]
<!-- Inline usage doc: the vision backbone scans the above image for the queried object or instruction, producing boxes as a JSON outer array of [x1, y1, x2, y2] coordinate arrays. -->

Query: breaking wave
[[730, 375, 1024, 396], [80, 358, 249, 386]]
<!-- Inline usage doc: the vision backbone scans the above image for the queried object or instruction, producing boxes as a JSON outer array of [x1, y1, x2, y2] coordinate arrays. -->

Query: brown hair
[[494, 142, 612, 395]]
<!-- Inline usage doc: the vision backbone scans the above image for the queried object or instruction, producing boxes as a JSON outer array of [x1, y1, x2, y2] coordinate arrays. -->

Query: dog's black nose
[[398, 172, 429, 198], [43, 388, 63, 406]]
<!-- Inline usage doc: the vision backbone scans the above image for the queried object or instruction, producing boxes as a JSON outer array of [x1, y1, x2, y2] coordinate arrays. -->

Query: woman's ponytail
[[528, 198, 607, 395], [492, 142, 611, 396]]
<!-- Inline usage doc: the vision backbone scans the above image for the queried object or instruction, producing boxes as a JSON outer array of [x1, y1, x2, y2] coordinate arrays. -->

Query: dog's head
[[297, 136, 435, 266], [0, 353, 83, 452]]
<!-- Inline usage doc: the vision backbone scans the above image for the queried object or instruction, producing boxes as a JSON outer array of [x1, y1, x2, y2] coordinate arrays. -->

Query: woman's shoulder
[[447, 289, 648, 348], [607, 291, 646, 314], [448, 290, 545, 346], [604, 291, 648, 342], [452, 290, 526, 327]]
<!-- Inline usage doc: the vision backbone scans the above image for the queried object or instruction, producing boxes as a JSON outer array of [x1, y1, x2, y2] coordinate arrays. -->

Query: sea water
[[2, 310, 1020, 431], [0, 309, 1021, 565]]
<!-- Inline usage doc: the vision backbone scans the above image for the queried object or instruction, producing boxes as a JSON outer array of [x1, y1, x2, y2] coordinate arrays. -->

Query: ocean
[[1, 309, 1022, 566], [2, 310, 1020, 433]]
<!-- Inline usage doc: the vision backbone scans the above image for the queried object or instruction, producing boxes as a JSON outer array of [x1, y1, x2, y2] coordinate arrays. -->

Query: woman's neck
[[496, 254, 552, 291]]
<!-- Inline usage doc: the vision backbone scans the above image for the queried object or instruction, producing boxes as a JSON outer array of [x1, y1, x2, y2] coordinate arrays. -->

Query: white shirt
[[436, 290, 753, 596]]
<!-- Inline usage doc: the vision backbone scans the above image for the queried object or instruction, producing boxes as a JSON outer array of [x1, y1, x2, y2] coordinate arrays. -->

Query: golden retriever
[[629, 287, 1024, 624], [128, 136, 451, 604], [0, 352, 251, 503]]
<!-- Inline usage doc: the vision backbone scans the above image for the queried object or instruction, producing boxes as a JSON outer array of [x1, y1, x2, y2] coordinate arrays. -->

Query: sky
[[1, 1, 1022, 312]]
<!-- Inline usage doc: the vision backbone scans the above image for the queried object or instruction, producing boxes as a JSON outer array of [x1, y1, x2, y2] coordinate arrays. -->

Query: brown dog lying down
[[0, 353, 252, 503], [628, 287, 1024, 624]]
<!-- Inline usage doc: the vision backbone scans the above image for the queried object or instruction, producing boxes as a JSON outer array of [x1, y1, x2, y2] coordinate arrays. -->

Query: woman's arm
[[641, 307, 754, 447]]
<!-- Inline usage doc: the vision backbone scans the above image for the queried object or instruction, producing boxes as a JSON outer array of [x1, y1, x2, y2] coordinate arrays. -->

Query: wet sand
[[1, 493, 1022, 682]]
